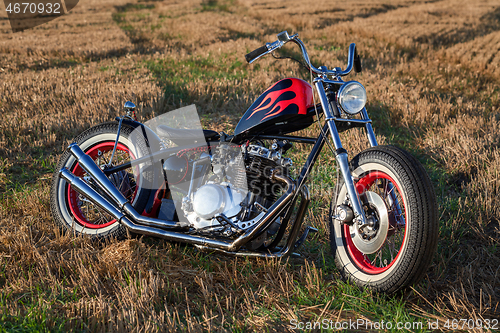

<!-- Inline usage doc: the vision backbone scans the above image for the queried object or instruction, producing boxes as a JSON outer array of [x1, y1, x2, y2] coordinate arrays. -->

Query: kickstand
[[293, 226, 318, 251]]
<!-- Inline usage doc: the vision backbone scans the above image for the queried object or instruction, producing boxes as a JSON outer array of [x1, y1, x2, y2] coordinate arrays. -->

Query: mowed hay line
[[1, 0, 500, 331]]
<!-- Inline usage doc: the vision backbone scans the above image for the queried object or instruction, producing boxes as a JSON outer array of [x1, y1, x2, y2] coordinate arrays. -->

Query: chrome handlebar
[[292, 38, 357, 77], [248, 31, 357, 77]]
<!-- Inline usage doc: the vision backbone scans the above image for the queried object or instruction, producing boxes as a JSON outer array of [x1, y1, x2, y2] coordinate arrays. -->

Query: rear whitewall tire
[[50, 122, 154, 239]]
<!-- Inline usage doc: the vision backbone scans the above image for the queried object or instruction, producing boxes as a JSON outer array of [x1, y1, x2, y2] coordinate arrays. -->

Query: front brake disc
[[349, 191, 389, 254]]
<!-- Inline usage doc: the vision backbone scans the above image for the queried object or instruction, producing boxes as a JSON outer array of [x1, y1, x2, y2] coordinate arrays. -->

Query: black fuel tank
[[234, 78, 315, 137]]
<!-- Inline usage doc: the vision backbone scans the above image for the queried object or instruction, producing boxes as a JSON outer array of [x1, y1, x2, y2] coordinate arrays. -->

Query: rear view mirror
[[354, 49, 362, 73], [277, 31, 292, 42]]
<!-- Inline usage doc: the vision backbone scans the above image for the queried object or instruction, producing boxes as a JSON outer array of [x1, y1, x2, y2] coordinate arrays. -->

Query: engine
[[180, 141, 293, 240], [245, 144, 292, 202]]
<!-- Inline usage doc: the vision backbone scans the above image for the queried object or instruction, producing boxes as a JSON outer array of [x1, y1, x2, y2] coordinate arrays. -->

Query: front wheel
[[329, 145, 438, 293]]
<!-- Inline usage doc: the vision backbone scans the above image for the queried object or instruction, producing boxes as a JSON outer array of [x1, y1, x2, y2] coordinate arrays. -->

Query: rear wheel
[[329, 146, 438, 293], [50, 122, 153, 239]]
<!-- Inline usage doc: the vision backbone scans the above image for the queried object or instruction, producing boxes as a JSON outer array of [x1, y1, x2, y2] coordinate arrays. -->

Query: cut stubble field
[[0, 0, 499, 331]]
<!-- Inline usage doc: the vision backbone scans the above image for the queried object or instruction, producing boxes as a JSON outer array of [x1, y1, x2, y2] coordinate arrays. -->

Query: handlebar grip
[[245, 45, 268, 63]]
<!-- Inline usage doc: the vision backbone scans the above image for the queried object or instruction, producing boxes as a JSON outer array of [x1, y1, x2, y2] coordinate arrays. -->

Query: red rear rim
[[67, 142, 138, 229], [344, 171, 407, 274]]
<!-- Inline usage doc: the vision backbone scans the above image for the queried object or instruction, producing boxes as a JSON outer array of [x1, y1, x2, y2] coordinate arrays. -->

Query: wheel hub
[[349, 191, 389, 254], [361, 215, 379, 239]]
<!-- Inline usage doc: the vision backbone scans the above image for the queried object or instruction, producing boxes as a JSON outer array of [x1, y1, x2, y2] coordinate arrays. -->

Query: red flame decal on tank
[[246, 80, 311, 121]]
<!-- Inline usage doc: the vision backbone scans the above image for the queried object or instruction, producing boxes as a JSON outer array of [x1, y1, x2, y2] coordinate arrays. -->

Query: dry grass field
[[0, 0, 499, 331]]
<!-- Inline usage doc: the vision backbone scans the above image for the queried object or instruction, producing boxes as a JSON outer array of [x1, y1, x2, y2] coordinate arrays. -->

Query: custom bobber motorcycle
[[51, 31, 438, 293]]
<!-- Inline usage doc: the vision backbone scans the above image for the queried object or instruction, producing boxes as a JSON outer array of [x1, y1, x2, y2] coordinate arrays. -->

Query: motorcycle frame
[[59, 33, 390, 257]]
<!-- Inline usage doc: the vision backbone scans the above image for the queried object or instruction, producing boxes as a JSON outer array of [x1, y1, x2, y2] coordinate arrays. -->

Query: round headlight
[[337, 81, 367, 115]]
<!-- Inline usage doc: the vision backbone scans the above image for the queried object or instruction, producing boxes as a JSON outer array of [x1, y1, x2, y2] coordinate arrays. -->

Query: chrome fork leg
[[329, 122, 368, 226], [361, 107, 378, 148], [314, 80, 368, 226]]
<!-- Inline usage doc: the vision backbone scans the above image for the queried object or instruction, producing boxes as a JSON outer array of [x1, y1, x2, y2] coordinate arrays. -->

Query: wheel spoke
[[388, 238, 395, 261], [96, 210, 109, 224], [383, 179, 389, 200], [386, 185, 395, 197], [370, 251, 381, 266]]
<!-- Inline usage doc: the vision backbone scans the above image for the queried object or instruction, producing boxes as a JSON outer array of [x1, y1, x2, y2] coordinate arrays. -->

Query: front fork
[[314, 81, 378, 227]]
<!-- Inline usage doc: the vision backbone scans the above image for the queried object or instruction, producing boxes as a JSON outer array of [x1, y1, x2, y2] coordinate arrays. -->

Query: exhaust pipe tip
[[67, 142, 86, 160], [59, 167, 73, 182]]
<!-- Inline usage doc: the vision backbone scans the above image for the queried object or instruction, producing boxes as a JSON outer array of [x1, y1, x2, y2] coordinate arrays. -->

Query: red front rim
[[344, 171, 407, 274], [67, 142, 138, 229]]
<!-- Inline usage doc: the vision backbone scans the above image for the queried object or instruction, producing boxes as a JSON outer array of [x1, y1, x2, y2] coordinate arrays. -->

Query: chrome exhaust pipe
[[66, 143, 189, 230], [225, 170, 296, 251], [62, 143, 297, 252], [197, 183, 308, 257], [60, 167, 231, 247]]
